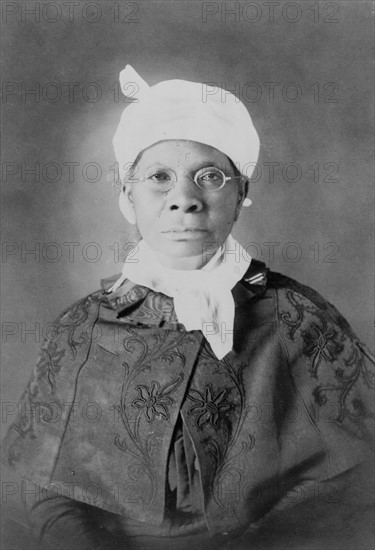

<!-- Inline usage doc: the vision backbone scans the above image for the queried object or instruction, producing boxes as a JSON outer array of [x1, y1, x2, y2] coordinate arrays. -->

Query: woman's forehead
[[136, 140, 233, 169]]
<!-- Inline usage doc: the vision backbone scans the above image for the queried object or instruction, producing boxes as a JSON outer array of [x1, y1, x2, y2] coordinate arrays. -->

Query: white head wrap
[[113, 65, 260, 187]]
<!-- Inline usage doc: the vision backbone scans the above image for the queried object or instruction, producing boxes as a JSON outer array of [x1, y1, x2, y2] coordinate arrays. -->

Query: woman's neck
[[153, 249, 223, 271], [152, 250, 219, 271]]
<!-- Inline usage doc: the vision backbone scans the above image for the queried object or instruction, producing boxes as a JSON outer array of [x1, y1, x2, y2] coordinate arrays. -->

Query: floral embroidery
[[302, 320, 344, 378], [59, 298, 91, 359], [113, 330, 192, 513], [183, 361, 255, 516], [312, 342, 375, 433], [36, 342, 65, 393], [275, 279, 374, 437], [187, 384, 232, 430], [3, 293, 102, 471], [132, 375, 183, 422], [9, 377, 61, 448]]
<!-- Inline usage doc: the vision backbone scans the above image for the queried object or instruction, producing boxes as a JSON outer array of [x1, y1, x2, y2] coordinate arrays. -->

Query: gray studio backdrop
[[1, 0, 374, 544]]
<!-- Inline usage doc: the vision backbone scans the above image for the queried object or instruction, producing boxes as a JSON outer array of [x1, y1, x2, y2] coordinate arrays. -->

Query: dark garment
[[24, 462, 375, 550], [167, 415, 203, 515], [2, 261, 374, 548]]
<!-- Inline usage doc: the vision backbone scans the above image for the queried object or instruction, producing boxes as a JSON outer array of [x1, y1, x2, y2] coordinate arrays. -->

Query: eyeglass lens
[[142, 167, 227, 191]]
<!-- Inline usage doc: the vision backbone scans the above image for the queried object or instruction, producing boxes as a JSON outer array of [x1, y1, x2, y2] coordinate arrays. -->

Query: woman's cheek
[[133, 194, 161, 222], [215, 196, 237, 221]]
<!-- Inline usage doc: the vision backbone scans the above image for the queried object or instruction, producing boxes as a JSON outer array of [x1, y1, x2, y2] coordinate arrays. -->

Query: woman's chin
[[153, 243, 217, 269], [153, 237, 212, 257]]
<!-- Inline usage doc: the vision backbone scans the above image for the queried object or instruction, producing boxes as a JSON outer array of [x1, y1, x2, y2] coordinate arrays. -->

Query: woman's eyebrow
[[141, 160, 233, 172], [197, 161, 218, 168], [196, 160, 234, 173], [143, 162, 168, 170]]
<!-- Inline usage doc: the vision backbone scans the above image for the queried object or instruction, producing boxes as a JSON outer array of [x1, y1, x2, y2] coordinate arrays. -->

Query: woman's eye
[[198, 170, 223, 183], [147, 171, 170, 182], [201, 171, 221, 181]]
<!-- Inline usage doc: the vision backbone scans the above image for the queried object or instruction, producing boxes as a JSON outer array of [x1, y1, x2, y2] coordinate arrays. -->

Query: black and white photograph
[[1, 1, 374, 549]]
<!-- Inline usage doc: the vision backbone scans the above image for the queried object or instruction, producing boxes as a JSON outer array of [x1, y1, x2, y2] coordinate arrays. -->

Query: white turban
[[113, 65, 260, 184]]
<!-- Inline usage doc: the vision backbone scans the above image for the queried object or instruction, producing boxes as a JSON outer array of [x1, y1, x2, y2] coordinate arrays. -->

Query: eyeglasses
[[132, 166, 242, 192]]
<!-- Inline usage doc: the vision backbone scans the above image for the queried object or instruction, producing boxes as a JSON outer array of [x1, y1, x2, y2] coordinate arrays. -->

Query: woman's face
[[124, 140, 245, 269]]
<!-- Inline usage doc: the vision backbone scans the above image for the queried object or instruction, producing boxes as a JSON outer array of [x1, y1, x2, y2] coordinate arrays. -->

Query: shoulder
[[240, 263, 359, 345], [49, 273, 126, 334], [56, 271, 124, 318], [265, 269, 374, 384], [267, 270, 374, 443], [31, 287, 108, 391], [0, 287, 109, 475], [266, 270, 358, 341], [56, 288, 104, 323]]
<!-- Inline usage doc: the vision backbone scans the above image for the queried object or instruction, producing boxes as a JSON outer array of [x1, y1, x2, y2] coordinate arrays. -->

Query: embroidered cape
[[2, 261, 374, 537]]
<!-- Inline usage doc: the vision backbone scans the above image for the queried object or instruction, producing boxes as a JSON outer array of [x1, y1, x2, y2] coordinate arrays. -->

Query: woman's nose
[[165, 177, 204, 213]]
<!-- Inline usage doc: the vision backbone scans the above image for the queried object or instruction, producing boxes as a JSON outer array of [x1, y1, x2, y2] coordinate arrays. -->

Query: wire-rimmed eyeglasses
[[132, 166, 242, 192]]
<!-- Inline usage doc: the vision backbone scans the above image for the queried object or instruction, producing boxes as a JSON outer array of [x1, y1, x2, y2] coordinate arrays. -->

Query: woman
[[2, 66, 374, 550]]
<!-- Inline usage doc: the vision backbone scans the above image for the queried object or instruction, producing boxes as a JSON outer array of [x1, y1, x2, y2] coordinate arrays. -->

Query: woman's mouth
[[162, 228, 207, 233], [161, 228, 208, 240]]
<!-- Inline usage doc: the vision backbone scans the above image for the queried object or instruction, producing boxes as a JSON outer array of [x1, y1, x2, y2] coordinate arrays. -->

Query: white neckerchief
[[109, 235, 251, 360]]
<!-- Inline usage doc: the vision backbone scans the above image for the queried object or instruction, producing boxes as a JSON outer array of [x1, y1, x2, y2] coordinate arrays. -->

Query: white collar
[[109, 235, 251, 359]]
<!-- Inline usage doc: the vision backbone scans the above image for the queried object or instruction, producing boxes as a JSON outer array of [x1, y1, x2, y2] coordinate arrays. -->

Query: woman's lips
[[162, 228, 207, 233], [161, 228, 208, 240]]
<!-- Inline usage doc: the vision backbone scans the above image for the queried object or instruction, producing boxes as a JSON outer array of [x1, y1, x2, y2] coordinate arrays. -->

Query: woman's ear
[[119, 184, 137, 225], [234, 178, 249, 221]]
